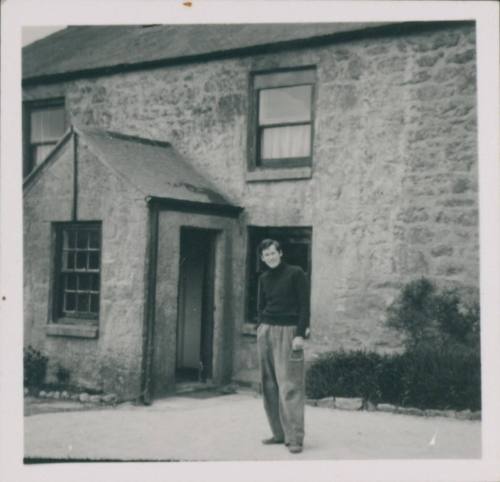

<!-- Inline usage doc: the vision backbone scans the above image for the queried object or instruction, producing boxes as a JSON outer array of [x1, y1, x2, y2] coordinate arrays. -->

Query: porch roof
[[76, 126, 237, 208]]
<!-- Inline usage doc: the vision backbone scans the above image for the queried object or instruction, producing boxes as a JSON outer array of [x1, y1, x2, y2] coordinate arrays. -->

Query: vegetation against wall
[[24, 346, 48, 389], [306, 278, 481, 410]]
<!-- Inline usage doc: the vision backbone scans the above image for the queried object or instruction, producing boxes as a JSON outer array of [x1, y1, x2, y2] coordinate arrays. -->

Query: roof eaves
[[97, 129, 172, 149], [21, 21, 464, 86], [146, 196, 243, 218]]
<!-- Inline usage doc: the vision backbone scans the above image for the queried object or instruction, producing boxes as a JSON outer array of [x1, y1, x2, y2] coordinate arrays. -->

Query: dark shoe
[[288, 444, 303, 454], [262, 436, 285, 445]]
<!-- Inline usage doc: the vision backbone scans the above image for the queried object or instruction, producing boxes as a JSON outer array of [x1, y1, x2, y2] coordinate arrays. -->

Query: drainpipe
[[140, 196, 159, 405], [72, 126, 78, 221]]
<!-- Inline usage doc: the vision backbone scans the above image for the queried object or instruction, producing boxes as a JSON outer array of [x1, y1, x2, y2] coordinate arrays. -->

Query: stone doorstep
[[306, 397, 481, 421]]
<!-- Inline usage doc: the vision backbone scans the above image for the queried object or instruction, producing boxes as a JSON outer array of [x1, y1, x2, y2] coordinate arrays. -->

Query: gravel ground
[[24, 390, 481, 461]]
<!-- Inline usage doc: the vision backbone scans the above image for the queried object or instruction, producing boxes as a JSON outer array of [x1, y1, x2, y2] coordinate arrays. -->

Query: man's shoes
[[288, 444, 303, 454], [261, 436, 285, 445]]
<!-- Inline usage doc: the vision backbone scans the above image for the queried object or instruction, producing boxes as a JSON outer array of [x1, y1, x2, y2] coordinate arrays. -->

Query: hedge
[[306, 346, 481, 411]]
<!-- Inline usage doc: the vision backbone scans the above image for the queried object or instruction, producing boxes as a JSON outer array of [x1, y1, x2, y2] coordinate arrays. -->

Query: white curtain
[[30, 107, 65, 142], [261, 124, 311, 159]]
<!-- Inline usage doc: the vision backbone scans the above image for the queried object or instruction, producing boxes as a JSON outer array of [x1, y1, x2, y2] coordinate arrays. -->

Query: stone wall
[[24, 23, 478, 381], [23, 135, 149, 398]]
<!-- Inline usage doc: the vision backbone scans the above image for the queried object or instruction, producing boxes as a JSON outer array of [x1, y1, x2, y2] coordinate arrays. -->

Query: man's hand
[[292, 336, 305, 351]]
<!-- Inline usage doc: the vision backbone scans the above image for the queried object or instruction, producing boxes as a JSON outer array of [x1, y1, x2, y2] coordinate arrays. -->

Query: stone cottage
[[22, 22, 479, 401]]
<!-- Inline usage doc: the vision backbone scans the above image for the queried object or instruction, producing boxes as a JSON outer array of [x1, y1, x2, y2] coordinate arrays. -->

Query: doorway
[[176, 228, 216, 383]]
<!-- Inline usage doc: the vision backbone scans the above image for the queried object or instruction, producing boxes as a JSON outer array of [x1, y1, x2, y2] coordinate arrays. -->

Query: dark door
[[176, 228, 216, 383]]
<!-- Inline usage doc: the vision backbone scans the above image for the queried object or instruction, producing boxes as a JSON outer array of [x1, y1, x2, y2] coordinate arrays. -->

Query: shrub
[[386, 278, 438, 349], [23, 346, 48, 388], [398, 344, 481, 410], [305, 347, 481, 410], [386, 277, 480, 351], [306, 350, 383, 403]]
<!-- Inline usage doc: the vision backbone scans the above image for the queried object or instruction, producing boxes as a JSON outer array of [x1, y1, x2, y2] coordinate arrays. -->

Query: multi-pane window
[[251, 68, 315, 169], [246, 226, 312, 323], [23, 99, 66, 177], [56, 224, 101, 320]]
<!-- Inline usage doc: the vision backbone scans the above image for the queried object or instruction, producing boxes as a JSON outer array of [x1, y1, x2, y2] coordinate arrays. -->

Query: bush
[[306, 350, 383, 403], [305, 347, 481, 410], [398, 345, 481, 410], [24, 346, 48, 389], [386, 278, 480, 351]]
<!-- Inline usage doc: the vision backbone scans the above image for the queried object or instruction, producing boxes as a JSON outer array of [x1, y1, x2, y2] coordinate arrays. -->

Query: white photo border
[[1, 1, 499, 481]]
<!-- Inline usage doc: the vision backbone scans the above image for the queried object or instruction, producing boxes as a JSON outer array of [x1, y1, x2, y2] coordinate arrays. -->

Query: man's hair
[[258, 238, 282, 256]]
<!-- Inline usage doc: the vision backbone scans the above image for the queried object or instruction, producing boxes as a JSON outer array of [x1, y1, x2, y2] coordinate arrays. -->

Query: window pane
[[68, 231, 76, 248], [65, 292, 76, 311], [66, 273, 77, 290], [259, 85, 312, 125], [63, 230, 77, 250], [260, 125, 311, 159], [78, 274, 90, 291], [88, 252, 99, 270], [89, 230, 100, 249], [282, 242, 309, 273], [77, 231, 88, 249], [254, 70, 316, 89], [76, 252, 87, 269], [30, 110, 44, 142], [77, 293, 90, 312], [91, 274, 100, 291], [30, 107, 65, 142], [66, 251, 75, 270], [90, 294, 99, 314]]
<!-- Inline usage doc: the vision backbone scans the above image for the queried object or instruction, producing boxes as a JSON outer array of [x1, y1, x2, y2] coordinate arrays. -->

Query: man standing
[[256, 239, 310, 454]]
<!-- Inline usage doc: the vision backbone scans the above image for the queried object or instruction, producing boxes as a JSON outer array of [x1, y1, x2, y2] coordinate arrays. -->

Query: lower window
[[246, 226, 312, 323], [53, 222, 101, 322]]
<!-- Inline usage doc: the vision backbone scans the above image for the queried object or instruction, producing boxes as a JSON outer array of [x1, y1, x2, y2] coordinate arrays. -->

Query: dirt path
[[24, 391, 481, 461]]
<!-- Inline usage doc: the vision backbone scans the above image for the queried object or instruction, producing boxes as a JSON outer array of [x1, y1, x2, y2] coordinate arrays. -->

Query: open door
[[176, 228, 216, 383]]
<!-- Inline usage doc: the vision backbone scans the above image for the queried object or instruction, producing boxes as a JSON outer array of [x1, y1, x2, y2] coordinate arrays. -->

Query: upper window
[[251, 68, 315, 169], [23, 99, 66, 177], [246, 226, 312, 323], [54, 223, 101, 322]]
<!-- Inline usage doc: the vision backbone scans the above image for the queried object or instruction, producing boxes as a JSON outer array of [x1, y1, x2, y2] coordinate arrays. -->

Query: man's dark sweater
[[257, 262, 310, 338]]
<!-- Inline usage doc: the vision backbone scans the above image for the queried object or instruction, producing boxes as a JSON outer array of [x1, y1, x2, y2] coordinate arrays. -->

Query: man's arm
[[294, 267, 310, 339], [257, 275, 266, 325]]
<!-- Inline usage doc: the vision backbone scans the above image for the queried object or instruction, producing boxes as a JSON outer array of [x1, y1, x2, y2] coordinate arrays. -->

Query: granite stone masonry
[[23, 22, 479, 397]]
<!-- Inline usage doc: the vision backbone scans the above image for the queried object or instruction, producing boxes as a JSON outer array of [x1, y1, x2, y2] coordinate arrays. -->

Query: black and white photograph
[[1, 1, 499, 481]]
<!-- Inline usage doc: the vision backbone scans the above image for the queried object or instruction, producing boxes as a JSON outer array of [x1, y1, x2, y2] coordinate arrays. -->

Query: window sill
[[46, 323, 98, 339], [246, 167, 312, 183], [241, 323, 258, 337]]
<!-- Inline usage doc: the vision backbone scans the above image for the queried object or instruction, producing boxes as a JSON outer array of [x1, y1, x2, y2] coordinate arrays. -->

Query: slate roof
[[25, 125, 238, 210], [78, 126, 235, 206], [22, 23, 391, 82]]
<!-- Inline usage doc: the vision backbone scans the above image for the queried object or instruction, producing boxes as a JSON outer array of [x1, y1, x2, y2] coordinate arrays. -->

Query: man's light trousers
[[257, 324, 305, 446]]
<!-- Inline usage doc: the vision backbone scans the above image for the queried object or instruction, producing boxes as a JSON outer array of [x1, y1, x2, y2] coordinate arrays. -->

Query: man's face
[[261, 244, 283, 269]]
